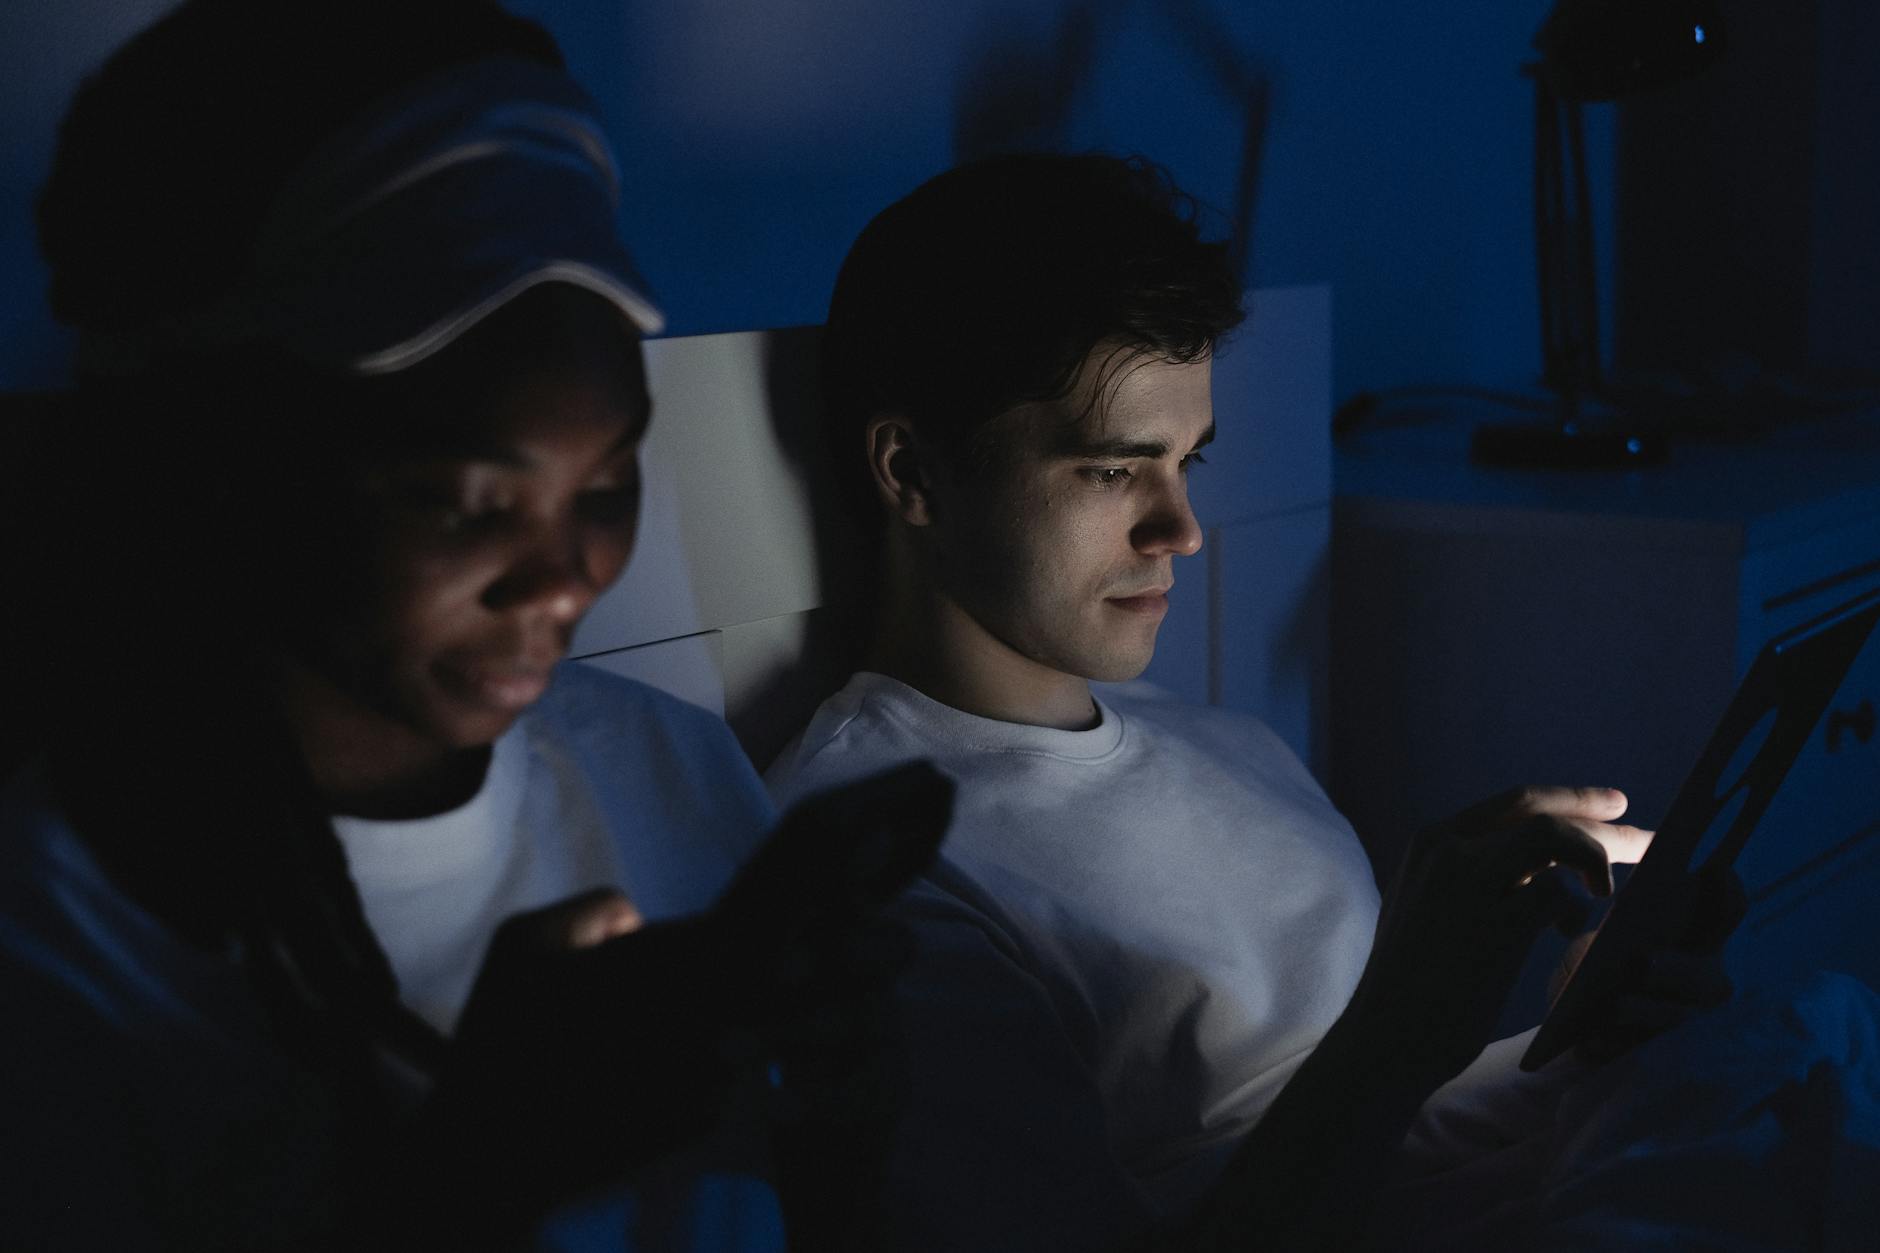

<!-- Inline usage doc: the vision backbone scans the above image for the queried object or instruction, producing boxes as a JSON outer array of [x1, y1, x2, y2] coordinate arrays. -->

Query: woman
[[2, 1, 941, 1248]]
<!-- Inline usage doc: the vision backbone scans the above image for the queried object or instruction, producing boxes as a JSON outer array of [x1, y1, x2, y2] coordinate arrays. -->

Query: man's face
[[921, 347, 1213, 684], [298, 286, 649, 750]]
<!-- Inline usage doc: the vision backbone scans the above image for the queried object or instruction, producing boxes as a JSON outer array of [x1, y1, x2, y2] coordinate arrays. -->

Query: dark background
[[3, 0, 1613, 402]]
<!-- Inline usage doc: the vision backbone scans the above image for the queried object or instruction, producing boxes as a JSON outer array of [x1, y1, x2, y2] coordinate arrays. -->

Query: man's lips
[[1105, 586, 1171, 614]]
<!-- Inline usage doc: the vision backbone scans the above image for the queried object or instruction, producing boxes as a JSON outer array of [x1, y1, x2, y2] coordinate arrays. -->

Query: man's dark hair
[[822, 152, 1245, 512]]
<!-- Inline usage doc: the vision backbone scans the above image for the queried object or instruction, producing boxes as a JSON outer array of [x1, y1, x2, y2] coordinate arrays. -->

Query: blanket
[[1373, 973, 1880, 1251]]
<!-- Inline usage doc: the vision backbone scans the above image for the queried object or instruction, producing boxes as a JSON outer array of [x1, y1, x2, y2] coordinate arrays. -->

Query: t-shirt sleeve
[[875, 883, 1164, 1253], [668, 702, 778, 866], [555, 666, 780, 910]]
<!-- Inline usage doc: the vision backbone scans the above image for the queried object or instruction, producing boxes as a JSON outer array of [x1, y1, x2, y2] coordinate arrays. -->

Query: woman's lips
[[437, 660, 554, 711]]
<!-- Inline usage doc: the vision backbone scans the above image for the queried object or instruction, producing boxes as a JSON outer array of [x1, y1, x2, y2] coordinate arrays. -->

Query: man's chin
[[1073, 643, 1158, 685], [1086, 663, 1154, 685]]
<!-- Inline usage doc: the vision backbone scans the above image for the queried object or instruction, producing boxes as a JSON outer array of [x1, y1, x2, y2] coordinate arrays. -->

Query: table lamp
[[1471, 0, 1725, 468]]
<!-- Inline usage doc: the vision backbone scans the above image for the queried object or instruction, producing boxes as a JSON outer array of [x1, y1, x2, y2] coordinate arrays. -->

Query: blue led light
[[1626, 437, 1644, 455], [1694, 25, 1706, 44]]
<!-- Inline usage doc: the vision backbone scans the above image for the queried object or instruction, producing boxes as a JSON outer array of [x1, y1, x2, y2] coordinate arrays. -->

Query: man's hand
[[1190, 788, 1652, 1252], [1351, 785, 1653, 1089]]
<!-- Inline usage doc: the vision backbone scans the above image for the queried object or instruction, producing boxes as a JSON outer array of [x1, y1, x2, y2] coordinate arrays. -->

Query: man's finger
[[1516, 863, 1596, 938], [1578, 821, 1654, 867], [1508, 821, 1652, 884], [1461, 785, 1629, 830], [1497, 814, 1615, 897]]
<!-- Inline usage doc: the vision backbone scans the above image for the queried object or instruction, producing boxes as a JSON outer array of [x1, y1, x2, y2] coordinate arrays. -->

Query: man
[[766, 154, 1662, 1251]]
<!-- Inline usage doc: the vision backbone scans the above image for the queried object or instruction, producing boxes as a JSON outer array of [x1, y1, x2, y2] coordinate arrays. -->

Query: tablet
[[1522, 585, 1880, 1070]]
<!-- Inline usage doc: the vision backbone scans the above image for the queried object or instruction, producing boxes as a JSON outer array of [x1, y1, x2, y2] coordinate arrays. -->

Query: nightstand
[[1331, 411, 1880, 995]]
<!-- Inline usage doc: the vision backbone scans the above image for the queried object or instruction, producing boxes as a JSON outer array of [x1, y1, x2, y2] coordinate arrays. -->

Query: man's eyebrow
[[1052, 423, 1216, 460]]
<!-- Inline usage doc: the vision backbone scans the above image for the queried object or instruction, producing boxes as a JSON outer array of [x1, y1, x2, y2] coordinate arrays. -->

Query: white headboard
[[573, 286, 1333, 773]]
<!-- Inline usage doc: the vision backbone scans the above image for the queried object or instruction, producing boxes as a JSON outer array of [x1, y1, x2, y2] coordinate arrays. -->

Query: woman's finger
[[502, 887, 644, 953], [564, 893, 645, 948]]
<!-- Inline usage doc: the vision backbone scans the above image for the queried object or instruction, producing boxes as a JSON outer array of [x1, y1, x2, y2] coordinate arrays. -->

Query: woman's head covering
[[76, 55, 661, 378]]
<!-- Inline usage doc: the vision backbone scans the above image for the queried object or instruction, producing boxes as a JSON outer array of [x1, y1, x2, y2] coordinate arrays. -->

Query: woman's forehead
[[359, 286, 649, 460]]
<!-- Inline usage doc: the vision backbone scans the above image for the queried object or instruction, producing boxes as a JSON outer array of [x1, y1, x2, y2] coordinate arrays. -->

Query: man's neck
[[869, 583, 1099, 732]]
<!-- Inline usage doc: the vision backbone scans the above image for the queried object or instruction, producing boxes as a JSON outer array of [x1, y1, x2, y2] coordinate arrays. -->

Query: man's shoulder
[[766, 672, 932, 801]]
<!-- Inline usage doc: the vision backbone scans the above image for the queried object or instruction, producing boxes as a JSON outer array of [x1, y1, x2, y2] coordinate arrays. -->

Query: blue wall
[[1, 0, 1603, 402]]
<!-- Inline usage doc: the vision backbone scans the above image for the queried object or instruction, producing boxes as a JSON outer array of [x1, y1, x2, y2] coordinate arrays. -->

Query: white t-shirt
[[765, 672, 1382, 1249], [0, 663, 778, 1251], [333, 663, 769, 1034]]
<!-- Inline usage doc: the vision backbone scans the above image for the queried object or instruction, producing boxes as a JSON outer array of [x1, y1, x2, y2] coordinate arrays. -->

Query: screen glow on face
[[302, 287, 650, 752], [927, 348, 1215, 686]]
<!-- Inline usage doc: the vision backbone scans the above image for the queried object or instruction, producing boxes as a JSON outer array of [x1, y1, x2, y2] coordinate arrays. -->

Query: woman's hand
[[404, 762, 954, 1238]]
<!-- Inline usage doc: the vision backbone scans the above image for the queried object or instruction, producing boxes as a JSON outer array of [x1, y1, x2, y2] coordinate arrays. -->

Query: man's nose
[[1132, 477, 1203, 557]]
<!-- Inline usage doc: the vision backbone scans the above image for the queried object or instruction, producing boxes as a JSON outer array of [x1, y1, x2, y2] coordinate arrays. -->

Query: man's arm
[[874, 883, 1166, 1252]]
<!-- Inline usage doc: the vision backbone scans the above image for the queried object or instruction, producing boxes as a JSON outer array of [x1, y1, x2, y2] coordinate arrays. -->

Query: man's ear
[[864, 415, 935, 527]]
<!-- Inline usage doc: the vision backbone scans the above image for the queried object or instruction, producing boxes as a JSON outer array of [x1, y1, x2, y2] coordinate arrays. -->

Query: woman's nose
[[483, 525, 603, 623]]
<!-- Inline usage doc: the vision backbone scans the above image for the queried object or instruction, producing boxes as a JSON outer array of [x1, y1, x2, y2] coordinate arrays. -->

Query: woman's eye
[[395, 486, 511, 535], [1084, 466, 1133, 488], [577, 482, 640, 526], [1179, 451, 1208, 473], [436, 503, 515, 535]]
